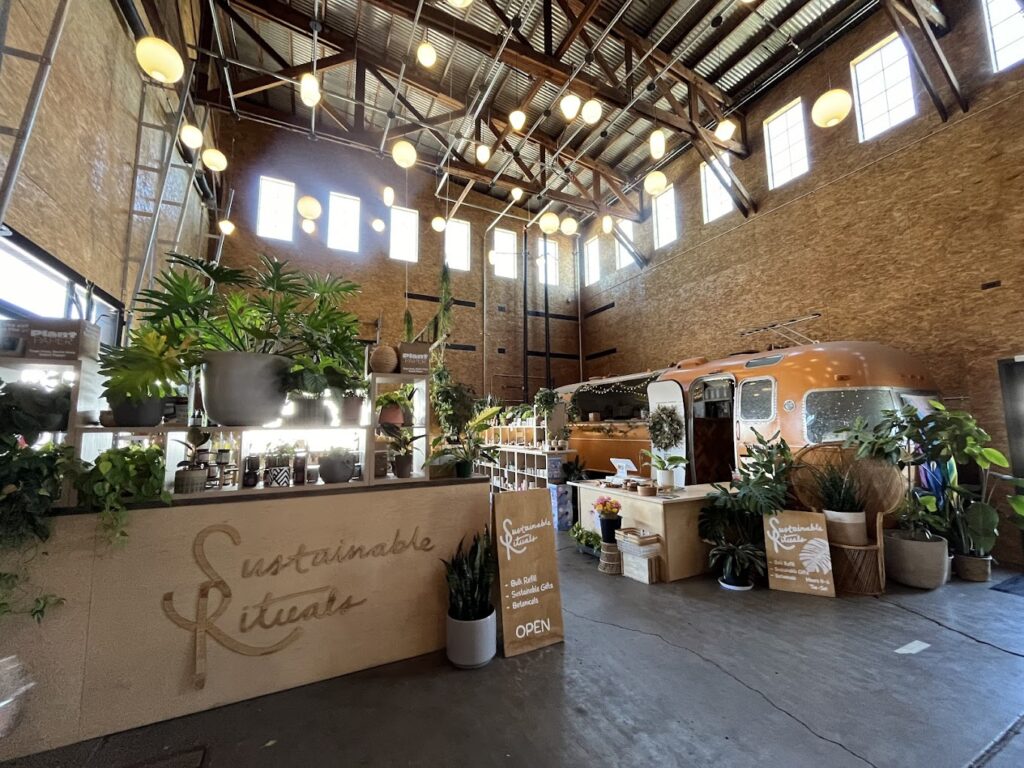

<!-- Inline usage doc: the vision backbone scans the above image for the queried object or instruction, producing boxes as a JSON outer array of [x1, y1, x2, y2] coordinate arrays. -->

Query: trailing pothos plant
[[75, 444, 171, 543]]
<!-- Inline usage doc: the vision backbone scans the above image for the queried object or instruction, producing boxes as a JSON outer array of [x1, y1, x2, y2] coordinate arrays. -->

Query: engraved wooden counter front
[[0, 480, 489, 761]]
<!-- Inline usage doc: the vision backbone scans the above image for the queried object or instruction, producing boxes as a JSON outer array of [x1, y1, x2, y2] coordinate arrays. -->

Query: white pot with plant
[[710, 542, 765, 591], [641, 450, 687, 491], [443, 528, 497, 669], [646, 404, 686, 486], [808, 462, 868, 546]]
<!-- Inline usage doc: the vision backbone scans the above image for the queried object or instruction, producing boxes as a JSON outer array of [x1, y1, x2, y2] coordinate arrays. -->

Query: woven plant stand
[[598, 542, 622, 575]]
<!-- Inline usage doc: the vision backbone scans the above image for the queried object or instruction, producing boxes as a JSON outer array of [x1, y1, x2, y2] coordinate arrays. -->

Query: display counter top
[[569, 480, 716, 506]]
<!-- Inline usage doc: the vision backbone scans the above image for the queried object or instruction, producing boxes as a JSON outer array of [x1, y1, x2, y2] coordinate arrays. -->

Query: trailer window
[[739, 379, 775, 422], [805, 388, 897, 443]]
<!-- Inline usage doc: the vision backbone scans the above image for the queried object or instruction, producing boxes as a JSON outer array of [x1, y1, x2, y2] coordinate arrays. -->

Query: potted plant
[[326, 367, 367, 425], [431, 365, 475, 444], [172, 427, 211, 494], [593, 495, 622, 543], [376, 383, 415, 427], [319, 447, 357, 484], [75, 444, 170, 543], [641, 450, 688, 491], [429, 406, 500, 478], [379, 424, 426, 478], [807, 461, 868, 546], [569, 521, 601, 558], [99, 326, 188, 427], [285, 355, 332, 426], [553, 425, 571, 451], [264, 443, 294, 487], [533, 387, 558, 427], [562, 456, 588, 520], [443, 528, 497, 669]]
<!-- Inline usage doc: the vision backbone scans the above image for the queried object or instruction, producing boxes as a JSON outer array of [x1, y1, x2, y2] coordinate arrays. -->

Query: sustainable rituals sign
[[494, 489, 565, 657], [762, 510, 835, 597]]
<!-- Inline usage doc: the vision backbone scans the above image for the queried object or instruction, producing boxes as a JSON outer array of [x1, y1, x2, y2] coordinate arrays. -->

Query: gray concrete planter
[[319, 453, 356, 484], [111, 396, 164, 427], [446, 609, 496, 669], [884, 530, 949, 590], [202, 351, 289, 426]]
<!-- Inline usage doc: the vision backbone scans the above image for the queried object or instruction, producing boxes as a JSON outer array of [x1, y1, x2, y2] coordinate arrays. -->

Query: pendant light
[[299, 72, 321, 107], [371, 218, 386, 232], [475, 144, 491, 164], [559, 93, 581, 121], [201, 148, 227, 172], [509, 109, 526, 131], [179, 123, 203, 150], [714, 119, 737, 141], [559, 217, 578, 236], [580, 99, 602, 125], [301, 219, 316, 234], [538, 211, 560, 234], [217, 219, 235, 235], [511, 186, 524, 202], [431, 216, 447, 232], [135, 37, 184, 84], [649, 129, 665, 160], [446, 0, 473, 7], [812, 88, 853, 128], [601, 215, 613, 234], [296, 195, 322, 220], [487, 250, 497, 265], [416, 40, 437, 68], [392, 140, 417, 169], [383, 186, 395, 207], [643, 170, 667, 196]]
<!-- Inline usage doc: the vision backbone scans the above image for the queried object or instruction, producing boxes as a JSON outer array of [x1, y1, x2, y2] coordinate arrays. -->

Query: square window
[[492, 228, 517, 278], [652, 185, 677, 248], [764, 99, 810, 190], [389, 206, 418, 262], [327, 192, 360, 253], [537, 238, 559, 285], [445, 218, 471, 271], [614, 220, 634, 269], [851, 34, 917, 141], [256, 176, 295, 241], [700, 154, 734, 223], [584, 237, 600, 286]]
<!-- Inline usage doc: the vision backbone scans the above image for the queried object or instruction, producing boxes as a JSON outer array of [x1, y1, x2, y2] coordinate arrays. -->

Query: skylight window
[[256, 176, 295, 241], [764, 98, 809, 189], [851, 34, 916, 142]]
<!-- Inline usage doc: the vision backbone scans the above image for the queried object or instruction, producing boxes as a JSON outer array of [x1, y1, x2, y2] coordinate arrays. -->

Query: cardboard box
[[0, 320, 30, 357], [25, 320, 101, 361], [398, 342, 430, 374]]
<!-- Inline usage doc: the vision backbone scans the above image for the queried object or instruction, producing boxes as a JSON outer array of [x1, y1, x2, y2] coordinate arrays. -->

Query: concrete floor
[[4, 535, 1024, 768]]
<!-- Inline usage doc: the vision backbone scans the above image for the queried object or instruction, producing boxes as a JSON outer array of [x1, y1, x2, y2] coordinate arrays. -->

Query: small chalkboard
[[762, 510, 836, 597]]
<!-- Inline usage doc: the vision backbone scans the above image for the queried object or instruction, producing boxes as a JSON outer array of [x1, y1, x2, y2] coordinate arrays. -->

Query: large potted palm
[[443, 528, 497, 669]]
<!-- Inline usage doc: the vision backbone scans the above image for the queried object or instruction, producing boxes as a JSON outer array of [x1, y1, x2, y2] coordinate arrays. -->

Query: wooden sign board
[[493, 489, 565, 657], [762, 510, 836, 597]]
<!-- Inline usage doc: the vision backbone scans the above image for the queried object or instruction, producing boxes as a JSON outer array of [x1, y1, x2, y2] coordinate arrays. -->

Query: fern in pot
[[443, 528, 497, 669], [647, 405, 686, 488]]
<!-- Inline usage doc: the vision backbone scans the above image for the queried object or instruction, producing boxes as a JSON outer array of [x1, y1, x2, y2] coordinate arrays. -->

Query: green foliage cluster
[[443, 527, 496, 622], [569, 521, 601, 551], [375, 383, 416, 411], [431, 365, 476, 442], [430, 406, 501, 467], [75, 445, 171, 544], [648, 405, 684, 452], [533, 388, 558, 421], [811, 463, 865, 513], [99, 326, 191, 405], [377, 424, 427, 457], [641, 450, 688, 472]]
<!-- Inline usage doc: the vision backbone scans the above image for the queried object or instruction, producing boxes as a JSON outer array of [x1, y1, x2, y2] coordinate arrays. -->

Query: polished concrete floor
[[5, 535, 1024, 768]]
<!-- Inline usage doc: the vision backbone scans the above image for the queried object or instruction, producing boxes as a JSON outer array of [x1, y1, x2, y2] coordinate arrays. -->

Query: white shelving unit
[[475, 421, 575, 492]]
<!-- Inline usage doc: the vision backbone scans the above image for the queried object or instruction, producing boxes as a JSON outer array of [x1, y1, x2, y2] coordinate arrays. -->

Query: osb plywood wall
[[578, 6, 1024, 563], [0, 0, 208, 302], [215, 118, 582, 401]]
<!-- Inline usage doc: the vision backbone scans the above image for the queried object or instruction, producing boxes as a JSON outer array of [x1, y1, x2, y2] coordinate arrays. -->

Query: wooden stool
[[598, 542, 622, 575]]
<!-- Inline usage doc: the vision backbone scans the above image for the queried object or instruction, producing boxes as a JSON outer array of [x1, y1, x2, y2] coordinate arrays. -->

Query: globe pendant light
[[601, 215, 613, 234], [201, 148, 227, 172], [301, 218, 316, 234], [538, 211, 560, 235], [559, 93, 581, 121], [510, 186, 524, 202], [217, 219, 235, 235], [299, 72, 321, 107], [559, 217, 578, 236], [475, 144, 491, 164], [812, 88, 853, 128], [371, 218, 386, 232], [580, 99, 602, 125], [135, 37, 184, 84], [487, 250, 497, 265], [649, 129, 665, 160], [643, 170, 667, 196], [431, 216, 447, 232], [179, 123, 203, 150], [509, 109, 526, 131], [416, 41, 437, 68], [714, 118, 737, 141], [296, 195, 322, 220], [392, 140, 417, 169], [383, 186, 395, 207]]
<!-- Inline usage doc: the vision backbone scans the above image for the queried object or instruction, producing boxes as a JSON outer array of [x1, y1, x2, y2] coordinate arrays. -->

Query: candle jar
[[243, 455, 261, 488]]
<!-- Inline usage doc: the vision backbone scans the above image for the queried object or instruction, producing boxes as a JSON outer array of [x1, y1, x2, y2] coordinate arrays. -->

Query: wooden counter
[[0, 479, 489, 761], [571, 481, 715, 582]]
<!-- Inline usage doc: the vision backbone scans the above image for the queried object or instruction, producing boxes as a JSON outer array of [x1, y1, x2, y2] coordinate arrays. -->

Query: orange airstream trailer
[[561, 342, 936, 485]]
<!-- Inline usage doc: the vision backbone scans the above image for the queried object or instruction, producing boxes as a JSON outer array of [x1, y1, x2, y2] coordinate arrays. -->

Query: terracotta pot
[[369, 345, 398, 373], [379, 404, 403, 426], [824, 509, 869, 546], [884, 530, 949, 590], [339, 395, 364, 425], [446, 609, 496, 669], [202, 351, 289, 426], [953, 553, 992, 582]]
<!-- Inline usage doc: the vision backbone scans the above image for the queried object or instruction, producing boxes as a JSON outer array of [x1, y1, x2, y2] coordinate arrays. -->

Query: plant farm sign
[[762, 510, 835, 597]]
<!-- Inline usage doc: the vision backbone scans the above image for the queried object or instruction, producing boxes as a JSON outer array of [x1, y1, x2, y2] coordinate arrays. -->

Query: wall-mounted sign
[[494, 489, 564, 657], [762, 510, 835, 597]]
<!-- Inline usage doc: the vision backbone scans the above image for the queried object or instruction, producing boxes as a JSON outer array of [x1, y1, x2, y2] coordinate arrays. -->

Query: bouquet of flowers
[[592, 495, 622, 518]]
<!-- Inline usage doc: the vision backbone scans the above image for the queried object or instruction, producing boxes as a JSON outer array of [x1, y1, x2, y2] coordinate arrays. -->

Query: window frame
[[389, 205, 419, 263], [700, 154, 734, 224], [492, 228, 517, 279], [326, 191, 361, 253], [256, 175, 296, 242], [737, 376, 777, 424], [614, 219, 634, 269], [850, 33, 917, 142], [763, 97, 810, 190], [652, 184, 677, 249], [584, 236, 601, 286], [982, 0, 1024, 72], [802, 386, 900, 444], [444, 218, 472, 271]]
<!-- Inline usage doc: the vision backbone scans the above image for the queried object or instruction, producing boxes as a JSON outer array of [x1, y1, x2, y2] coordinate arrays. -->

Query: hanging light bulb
[[217, 219, 235, 235], [559, 93, 581, 121], [487, 250, 497, 265], [580, 99, 602, 125], [382, 186, 395, 207], [179, 123, 203, 150], [601, 215, 613, 234], [296, 195, 322, 220], [643, 170, 668, 196], [649, 129, 666, 161], [416, 40, 437, 68], [509, 109, 526, 131], [511, 186, 524, 202], [714, 118, 738, 141], [475, 144, 491, 164], [371, 218, 386, 232], [559, 217, 578, 236], [538, 211, 560, 234], [392, 140, 417, 168], [812, 88, 853, 128], [299, 72, 321, 107], [135, 37, 184, 84], [301, 218, 316, 234], [201, 148, 227, 172], [431, 216, 447, 232], [446, 0, 473, 7]]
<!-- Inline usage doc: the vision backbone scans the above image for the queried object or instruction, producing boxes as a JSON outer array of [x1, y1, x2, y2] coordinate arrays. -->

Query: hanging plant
[[648, 405, 684, 452], [403, 308, 415, 344]]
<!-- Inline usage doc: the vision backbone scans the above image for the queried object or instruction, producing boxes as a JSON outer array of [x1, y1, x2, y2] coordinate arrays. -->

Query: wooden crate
[[622, 552, 659, 584]]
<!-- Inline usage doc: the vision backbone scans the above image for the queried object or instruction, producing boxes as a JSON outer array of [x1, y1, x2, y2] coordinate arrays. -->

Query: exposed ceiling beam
[[215, 0, 289, 68], [200, 50, 353, 100], [554, 0, 603, 59]]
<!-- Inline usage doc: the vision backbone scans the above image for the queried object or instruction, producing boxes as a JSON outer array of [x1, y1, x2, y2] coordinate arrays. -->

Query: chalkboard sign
[[762, 510, 835, 597], [493, 489, 565, 657]]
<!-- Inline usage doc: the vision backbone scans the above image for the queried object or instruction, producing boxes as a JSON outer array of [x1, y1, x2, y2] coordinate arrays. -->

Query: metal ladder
[[0, 0, 71, 235]]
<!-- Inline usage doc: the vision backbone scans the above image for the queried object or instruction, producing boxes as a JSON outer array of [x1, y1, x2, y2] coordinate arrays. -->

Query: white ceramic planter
[[884, 531, 949, 590], [718, 578, 753, 592], [655, 469, 674, 490], [446, 609, 496, 669], [824, 509, 868, 546]]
